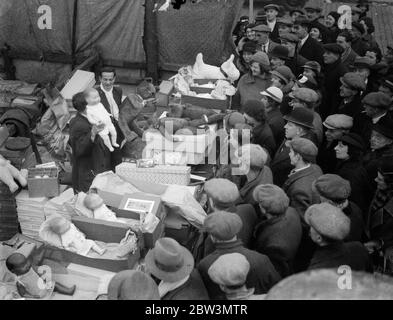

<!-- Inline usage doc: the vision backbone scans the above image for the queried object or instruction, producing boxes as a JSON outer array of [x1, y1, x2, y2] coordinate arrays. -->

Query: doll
[[84, 88, 119, 152], [48, 216, 106, 256], [0, 156, 27, 193], [6, 252, 76, 299], [84, 193, 125, 224]]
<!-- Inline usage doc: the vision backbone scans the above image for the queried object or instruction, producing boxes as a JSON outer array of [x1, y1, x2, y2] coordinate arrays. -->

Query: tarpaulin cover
[[0, 0, 145, 62], [156, 0, 244, 67]]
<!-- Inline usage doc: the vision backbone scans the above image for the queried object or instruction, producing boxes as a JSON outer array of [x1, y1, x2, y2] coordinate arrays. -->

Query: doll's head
[[6, 253, 32, 276], [49, 216, 71, 235], [84, 193, 104, 211], [84, 88, 101, 106]]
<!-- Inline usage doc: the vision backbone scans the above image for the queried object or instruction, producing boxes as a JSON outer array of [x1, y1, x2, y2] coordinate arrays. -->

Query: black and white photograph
[[1, 0, 393, 306]]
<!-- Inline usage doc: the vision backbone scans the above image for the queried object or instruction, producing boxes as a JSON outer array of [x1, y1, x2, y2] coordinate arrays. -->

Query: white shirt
[[100, 84, 119, 121], [267, 20, 276, 32]]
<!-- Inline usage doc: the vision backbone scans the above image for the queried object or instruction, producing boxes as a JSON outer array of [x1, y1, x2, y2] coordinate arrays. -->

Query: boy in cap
[[202, 178, 258, 252], [264, 4, 281, 43], [252, 184, 302, 277], [145, 238, 209, 300], [313, 174, 365, 242], [293, 17, 324, 65], [320, 43, 349, 120], [271, 107, 318, 187], [282, 137, 323, 222], [337, 72, 366, 117], [305, 203, 372, 272], [198, 211, 281, 300], [318, 114, 353, 173], [208, 253, 265, 300], [252, 24, 279, 54], [337, 31, 359, 69]]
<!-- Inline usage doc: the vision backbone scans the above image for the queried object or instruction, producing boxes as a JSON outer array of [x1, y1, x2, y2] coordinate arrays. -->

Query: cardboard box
[[60, 70, 95, 101], [144, 148, 206, 166], [156, 80, 174, 107], [163, 211, 194, 247], [42, 216, 141, 273], [181, 94, 229, 111], [116, 163, 191, 186], [27, 168, 60, 198]]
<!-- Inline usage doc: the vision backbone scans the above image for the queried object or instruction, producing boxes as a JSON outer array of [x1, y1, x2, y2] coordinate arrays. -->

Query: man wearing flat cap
[[252, 24, 278, 54], [352, 92, 392, 150], [293, 17, 324, 66], [305, 203, 372, 272], [350, 21, 370, 56], [252, 184, 302, 277], [271, 107, 318, 187], [282, 137, 323, 222], [320, 43, 349, 120], [336, 72, 366, 117], [279, 32, 308, 76], [197, 211, 281, 300], [201, 178, 258, 253], [313, 174, 365, 242], [264, 4, 281, 43], [317, 113, 353, 173], [207, 253, 265, 300]]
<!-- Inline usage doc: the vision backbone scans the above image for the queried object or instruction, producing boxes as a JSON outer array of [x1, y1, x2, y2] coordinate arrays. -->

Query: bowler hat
[[253, 184, 289, 215], [305, 203, 350, 241], [283, 107, 314, 129], [339, 133, 365, 151], [362, 92, 391, 110], [208, 253, 250, 287], [204, 211, 243, 241], [204, 178, 240, 207], [287, 137, 318, 162], [270, 45, 290, 61], [323, 43, 345, 55], [108, 270, 160, 300], [145, 238, 194, 283], [340, 72, 366, 91], [313, 174, 351, 202]]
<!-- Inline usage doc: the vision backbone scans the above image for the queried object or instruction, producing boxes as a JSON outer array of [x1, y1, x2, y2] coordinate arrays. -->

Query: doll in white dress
[[49, 216, 106, 256], [84, 193, 125, 224], [84, 88, 119, 152]]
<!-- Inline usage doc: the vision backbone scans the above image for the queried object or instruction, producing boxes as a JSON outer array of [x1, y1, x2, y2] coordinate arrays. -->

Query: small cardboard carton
[[156, 80, 174, 107]]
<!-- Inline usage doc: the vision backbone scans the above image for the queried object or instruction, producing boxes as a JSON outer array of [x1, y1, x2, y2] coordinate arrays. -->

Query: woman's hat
[[108, 270, 160, 300], [261, 86, 283, 103], [145, 238, 194, 283], [270, 66, 293, 85]]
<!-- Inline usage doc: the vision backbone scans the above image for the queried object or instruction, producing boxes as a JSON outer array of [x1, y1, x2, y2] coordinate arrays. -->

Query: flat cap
[[280, 32, 299, 43], [289, 88, 319, 104], [339, 133, 365, 151], [362, 92, 391, 110], [302, 61, 322, 74], [277, 17, 293, 27], [353, 56, 375, 69], [253, 184, 289, 215], [304, 5, 322, 13], [305, 203, 350, 241], [323, 114, 353, 130], [208, 253, 250, 287], [323, 43, 345, 55], [204, 178, 240, 206], [204, 211, 243, 241], [264, 4, 280, 11], [313, 174, 351, 201], [270, 65, 293, 84], [251, 51, 270, 67], [340, 72, 366, 91], [288, 137, 318, 162], [252, 24, 272, 33], [240, 144, 269, 169]]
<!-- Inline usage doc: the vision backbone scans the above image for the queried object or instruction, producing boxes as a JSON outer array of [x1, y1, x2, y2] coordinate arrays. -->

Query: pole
[[71, 0, 78, 69], [249, 0, 254, 23], [144, 0, 159, 84]]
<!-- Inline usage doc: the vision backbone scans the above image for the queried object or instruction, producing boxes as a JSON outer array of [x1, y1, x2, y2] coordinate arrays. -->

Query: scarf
[[158, 275, 190, 298], [100, 84, 119, 121]]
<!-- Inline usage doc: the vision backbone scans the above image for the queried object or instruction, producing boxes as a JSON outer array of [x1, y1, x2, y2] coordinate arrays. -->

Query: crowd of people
[[68, 1, 393, 300]]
